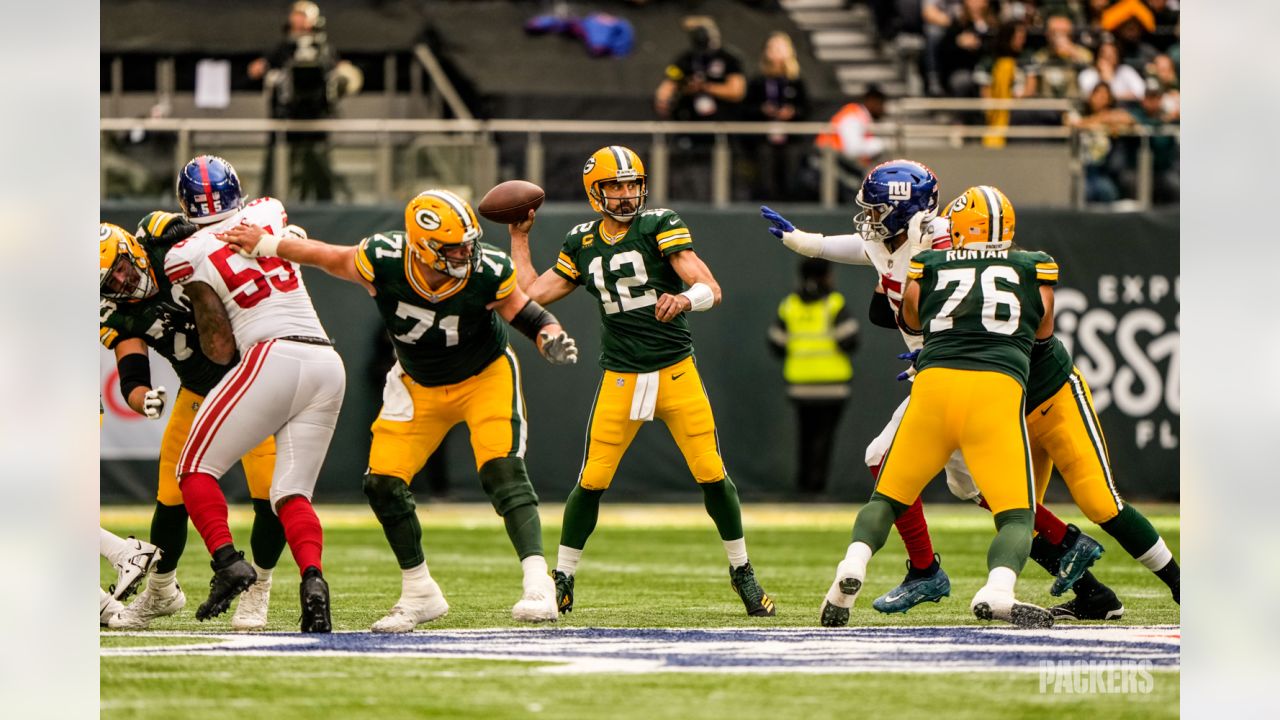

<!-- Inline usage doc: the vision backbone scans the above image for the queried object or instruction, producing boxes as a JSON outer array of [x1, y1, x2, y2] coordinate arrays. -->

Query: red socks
[[278, 495, 324, 576], [976, 496, 1069, 546], [1034, 503, 1069, 545], [180, 472, 233, 554], [894, 497, 936, 570]]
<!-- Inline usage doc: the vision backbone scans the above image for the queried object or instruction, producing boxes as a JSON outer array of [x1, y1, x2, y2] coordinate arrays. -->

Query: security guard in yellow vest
[[768, 259, 859, 495]]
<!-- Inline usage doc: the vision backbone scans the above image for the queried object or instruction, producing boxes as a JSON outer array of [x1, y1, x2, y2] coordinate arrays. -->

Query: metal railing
[[99, 115, 1179, 209]]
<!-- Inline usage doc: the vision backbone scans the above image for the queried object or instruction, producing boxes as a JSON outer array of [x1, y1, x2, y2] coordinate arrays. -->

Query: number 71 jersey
[[163, 198, 328, 349]]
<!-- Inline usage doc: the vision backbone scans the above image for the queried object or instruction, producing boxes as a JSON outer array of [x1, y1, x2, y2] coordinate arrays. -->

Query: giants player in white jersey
[[164, 155, 346, 632], [762, 159, 1114, 621]]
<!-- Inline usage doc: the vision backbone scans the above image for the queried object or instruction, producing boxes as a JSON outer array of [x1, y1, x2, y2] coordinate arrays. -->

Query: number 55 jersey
[[163, 198, 327, 349]]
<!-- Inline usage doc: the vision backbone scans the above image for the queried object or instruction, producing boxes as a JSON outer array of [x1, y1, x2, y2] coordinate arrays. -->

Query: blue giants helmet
[[176, 155, 244, 225], [853, 159, 939, 243]]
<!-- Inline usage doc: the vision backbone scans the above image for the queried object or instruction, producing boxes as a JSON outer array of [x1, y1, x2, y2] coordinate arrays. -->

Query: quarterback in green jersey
[[99, 215, 287, 631], [219, 189, 579, 629], [508, 145, 775, 618]]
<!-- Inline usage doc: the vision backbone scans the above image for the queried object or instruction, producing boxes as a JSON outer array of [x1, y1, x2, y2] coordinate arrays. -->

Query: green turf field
[[101, 503, 1179, 719]]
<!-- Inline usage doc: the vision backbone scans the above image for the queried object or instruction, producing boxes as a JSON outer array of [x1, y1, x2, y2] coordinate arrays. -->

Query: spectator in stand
[[810, 85, 888, 200], [1079, 38, 1146, 103], [920, 0, 965, 96], [1146, 0, 1180, 52], [654, 16, 746, 122], [746, 32, 811, 201], [1100, 0, 1159, 68], [1124, 80, 1179, 204], [654, 15, 747, 201], [1028, 14, 1093, 101], [1071, 81, 1135, 202], [1146, 52, 1178, 94], [938, 0, 998, 96], [974, 22, 1037, 144]]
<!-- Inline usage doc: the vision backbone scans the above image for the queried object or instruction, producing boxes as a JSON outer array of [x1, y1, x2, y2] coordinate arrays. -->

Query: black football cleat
[[730, 562, 777, 617], [196, 546, 257, 621], [553, 570, 575, 614], [1050, 587, 1125, 621], [300, 567, 332, 633]]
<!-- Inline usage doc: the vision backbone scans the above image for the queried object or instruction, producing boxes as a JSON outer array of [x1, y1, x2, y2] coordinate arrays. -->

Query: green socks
[[851, 493, 907, 552], [560, 484, 604, 550], [1100, 504, 1163, 560], [700, 477, 744, 541], [988, 508, 1035, 573], [502, 502, 544, 560]]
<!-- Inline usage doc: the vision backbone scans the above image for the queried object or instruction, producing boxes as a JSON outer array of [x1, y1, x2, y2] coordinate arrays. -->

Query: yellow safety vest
[[779, 292, 854, 385]]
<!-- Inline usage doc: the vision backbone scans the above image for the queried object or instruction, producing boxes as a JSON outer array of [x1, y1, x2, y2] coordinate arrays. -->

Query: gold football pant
[[157, 386, 276, 505], [1026, 367, 1124, 523], [876, 367, 1032, 515], [577, 356, 726, 490], [368, 348, 527, 482]]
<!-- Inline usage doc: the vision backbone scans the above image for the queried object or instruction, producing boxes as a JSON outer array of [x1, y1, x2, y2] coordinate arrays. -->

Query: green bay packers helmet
[[99, 222, 158, 301], [943, 185, 1016, 251], [404, 190, 483, 279], [583, 146, 647, 222]]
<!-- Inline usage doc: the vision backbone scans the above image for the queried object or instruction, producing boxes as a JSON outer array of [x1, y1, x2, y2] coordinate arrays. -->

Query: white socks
[[402, 562, 434, 595], [555, 545, 582, 576], [99, 528, 133, 565], [250, 563, 273, 584], [1136, 538, 1173, 572], [149, 570, 177, 592], [724, 538, 749, 569], [984, 566, 1017, 595], [521, 555, 549, 587], [825, 542, 872, 607]]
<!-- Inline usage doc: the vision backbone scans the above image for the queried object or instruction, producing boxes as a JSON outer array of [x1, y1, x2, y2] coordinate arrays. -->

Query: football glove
[[761, 205, 824, 257], [906, 210, 939, 258], [143, 386, 167, 419], [896, 350, 920, 382], [538, 331, 579, 365]]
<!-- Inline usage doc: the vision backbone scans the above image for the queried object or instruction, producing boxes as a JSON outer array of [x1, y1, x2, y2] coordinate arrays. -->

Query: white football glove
[[283, 224, 308, 240], [906, 211, 938, 258], [143, 386, 167, 420], [538, 331, 579, 365]]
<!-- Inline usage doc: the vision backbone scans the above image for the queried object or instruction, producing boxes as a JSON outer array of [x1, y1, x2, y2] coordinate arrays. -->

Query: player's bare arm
[[1036, 285, 1055, 340], [490, 281, 579, 366], [184, 281, 237, 365], [900, 278, 922, 332], [507, 211, 576, 306], [655, 249, 721, 323], [218, 222, 376, 295]]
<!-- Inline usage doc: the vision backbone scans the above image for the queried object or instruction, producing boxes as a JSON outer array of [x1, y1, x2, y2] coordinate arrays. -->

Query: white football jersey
[[859, 216, 951, 352], [164, 197, 328, 349]]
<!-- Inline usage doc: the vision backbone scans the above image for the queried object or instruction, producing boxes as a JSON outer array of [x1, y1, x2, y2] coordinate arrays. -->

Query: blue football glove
[[896, 349, 921, 382], [760, 205, 795, 239]]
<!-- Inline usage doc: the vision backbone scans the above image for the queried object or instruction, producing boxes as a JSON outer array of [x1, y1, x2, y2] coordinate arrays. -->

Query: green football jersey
[[356, 231, 517, 386], [554, 208, 694, 373], [99, 230, 229, 397], [907, 247, 1059, 386], [1026, 335, 1074, 411]]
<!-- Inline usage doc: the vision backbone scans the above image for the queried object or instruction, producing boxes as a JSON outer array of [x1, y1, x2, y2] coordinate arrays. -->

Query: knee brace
[[363, 473, 417, 523], [479, 457, 539, 515]]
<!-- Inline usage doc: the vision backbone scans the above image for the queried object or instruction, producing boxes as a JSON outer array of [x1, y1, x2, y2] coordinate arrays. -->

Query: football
[[477, 180, 545, 225]]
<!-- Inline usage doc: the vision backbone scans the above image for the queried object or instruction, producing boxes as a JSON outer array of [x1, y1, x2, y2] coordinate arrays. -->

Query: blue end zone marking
[[104, 626, 1180, 673]]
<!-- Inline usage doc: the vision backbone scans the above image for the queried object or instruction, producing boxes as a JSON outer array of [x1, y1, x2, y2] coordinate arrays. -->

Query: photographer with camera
[[249, 1, 360, 201]]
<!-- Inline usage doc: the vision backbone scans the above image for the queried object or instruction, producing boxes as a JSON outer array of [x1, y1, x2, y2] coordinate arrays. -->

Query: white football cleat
[[511, 573, 557, 623], [100, 592, 125, 627], [231, 574, 273, 631], [970, 585, 1054, 628], [111, 538, 163, 601], [819, 558, 865, 627], [371, 579, 449, 633], [108, 582, 186, 629]]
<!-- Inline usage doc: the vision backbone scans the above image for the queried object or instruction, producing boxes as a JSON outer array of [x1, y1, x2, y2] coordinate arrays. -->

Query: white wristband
[[680, 282, 716, 312], [255, 232, 282, 258]]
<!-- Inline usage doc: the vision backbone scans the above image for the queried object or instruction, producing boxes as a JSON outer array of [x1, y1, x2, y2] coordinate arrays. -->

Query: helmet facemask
[[853, 190, 894, 244], [101, 241, 158, 301], [591, 175, 647, 223], [418, 237, 480, 280]]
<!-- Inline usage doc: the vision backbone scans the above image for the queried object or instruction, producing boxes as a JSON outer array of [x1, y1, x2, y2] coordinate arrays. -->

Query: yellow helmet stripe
[[422, 190, 477, 238], [977, 185, 1002, 246]]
